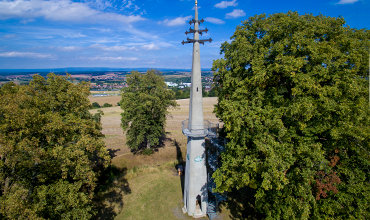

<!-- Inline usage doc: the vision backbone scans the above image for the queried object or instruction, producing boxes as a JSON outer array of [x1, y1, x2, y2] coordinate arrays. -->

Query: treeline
[[171, 87, 218, 99], [91, 102, 114, 109]]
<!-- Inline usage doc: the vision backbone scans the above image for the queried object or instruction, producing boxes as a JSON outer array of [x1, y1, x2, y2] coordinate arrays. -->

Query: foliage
[[103, 103, 113, 108], [142, 148, 154, 155], [92, 101, 101, 108], [175, 89, 183, 98], [171, 87, 191, 100], [212, 12, 370, 219], [120, 70, 178, 150], [202, 87, 209, 97], [0, 74, 110, 219], [208, 88, 218, 97], [91, 102, 113, 109]]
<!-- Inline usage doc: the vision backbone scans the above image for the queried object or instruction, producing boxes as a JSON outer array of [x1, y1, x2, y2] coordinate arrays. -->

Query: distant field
[[70, 74, 91, 78], [89, 95, 122, 106]]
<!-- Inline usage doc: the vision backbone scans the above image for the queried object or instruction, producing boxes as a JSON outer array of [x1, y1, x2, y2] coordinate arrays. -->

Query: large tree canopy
[[120, 70, 178, 150], [0, 74, 110, 219], [212, 12, 370, 219]]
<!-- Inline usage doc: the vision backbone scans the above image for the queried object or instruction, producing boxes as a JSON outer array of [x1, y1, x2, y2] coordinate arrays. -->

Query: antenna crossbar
[[185, 28, 209, 36], [182, 38, 212, 45], [188, 18, 204, 25]]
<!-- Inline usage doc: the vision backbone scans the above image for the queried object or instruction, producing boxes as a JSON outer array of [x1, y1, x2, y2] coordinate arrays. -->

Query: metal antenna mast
[[181, 0, 212, 218]]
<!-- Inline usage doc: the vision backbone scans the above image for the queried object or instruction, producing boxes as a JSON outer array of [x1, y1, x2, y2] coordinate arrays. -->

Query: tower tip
[[195, 0, 197, 5]]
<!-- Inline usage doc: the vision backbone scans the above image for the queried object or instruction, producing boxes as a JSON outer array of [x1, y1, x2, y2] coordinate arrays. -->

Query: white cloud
[[0, 51, 55, 58], [35, 35, 54, 39], [336, 0, 360, 4], [83, 0, 141, 13], [125, 0, 133, 8], [123, 24, 159, 40], [64, 33, 86, 38], [124, 42, 147, 46], [146, 59, 159, 64], [2, 34, 17, 38], [133, 5, 140, 12], [0, 0, 145, 24], [159, 15, 193, 26], [51, 46, 82, 52], [214, 0, 238, 9], [156, 42, 174, 48], [50, 43, 164, 52], [89, 43, 138, 51], [205, 17, 225, 24], [20, 18, 35, 24], [207, 40, 226, 48], [121, 42, 173, 50], [140, 9, 147, 15], [90, 42, 170, 51], [142, 43, 160, 50], [78, 56, 138, 62], [90, 38, 119, 44], [225, 9, 246, 19], [88, 28, 112, 32], [83, 0, 113, 10]]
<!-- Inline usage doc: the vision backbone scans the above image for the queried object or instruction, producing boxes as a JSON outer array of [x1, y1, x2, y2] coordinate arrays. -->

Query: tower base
[[183, 137, 208, 217]]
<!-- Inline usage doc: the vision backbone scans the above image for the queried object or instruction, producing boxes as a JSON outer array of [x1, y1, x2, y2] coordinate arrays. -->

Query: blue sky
[[0, 0, 368, 69]]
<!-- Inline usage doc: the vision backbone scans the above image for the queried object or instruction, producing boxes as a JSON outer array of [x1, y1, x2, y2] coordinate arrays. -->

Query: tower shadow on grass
[[92, 149, 131, 220], [173, 139, 185, 196]]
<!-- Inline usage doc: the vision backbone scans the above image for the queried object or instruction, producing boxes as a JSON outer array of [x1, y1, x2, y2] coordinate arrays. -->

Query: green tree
[[102, 103, 112, 108], [180, 88, 190, 99], [120, 70, 178, 150], [208, 88, 218, 97], [212, 12, 370, 219], [175, 89, 183, 99], [92, 101, 101, 108], [0, 74, 110, 219], [202, 87, 209, 97]]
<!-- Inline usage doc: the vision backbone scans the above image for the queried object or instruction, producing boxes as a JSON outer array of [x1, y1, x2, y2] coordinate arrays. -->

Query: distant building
[[165, 82, 178, 87], [181, 83, 191, 87]]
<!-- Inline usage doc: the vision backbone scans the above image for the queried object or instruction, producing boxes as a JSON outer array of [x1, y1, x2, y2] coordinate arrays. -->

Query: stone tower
[[181, 0, 212, 217]]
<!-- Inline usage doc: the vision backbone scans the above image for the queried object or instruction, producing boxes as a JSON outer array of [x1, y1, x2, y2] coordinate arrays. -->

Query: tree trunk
[[147, 138, 151, 149]]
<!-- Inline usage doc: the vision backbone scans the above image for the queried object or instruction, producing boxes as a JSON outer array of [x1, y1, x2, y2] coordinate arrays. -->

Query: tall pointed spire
[[181, 1, 212, 46], [181, 0, 211, 218]]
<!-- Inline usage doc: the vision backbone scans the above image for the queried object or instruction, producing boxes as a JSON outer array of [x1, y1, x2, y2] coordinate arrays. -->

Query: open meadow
[[89, 97, 222, 169], [89, 97, 255, 220]]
